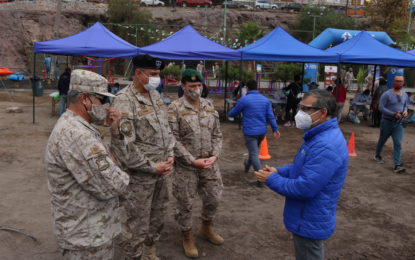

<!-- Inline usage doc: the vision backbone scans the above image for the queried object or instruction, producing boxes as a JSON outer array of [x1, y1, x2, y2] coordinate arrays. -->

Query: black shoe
[[394, 165, 406, 173], [374, 155, 385, 164], [244, 159, 250, 173]]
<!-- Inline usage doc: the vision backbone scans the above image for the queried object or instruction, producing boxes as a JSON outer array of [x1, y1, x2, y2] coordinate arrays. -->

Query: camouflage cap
[[181, 69, 204, 84], [69, 69, 115, 97]]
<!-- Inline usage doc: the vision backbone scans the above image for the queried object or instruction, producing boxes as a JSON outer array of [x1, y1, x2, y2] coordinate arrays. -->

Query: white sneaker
[[283, 122, 291, 127]]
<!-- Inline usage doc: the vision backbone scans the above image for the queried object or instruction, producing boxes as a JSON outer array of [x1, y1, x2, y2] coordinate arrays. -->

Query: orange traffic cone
[[348, 132, 357, 157], [258, 136, 272, 160]]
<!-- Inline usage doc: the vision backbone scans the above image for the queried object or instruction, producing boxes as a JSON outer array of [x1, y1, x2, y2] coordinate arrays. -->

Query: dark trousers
[[244, 134, 265, 171], [372, 108, 382, 127], [286, 100, 298, 122], [293, 234, 325, 260]]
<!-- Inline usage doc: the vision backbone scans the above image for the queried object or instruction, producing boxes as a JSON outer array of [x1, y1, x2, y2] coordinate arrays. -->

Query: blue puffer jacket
[[266, 118, 348, 240], [228, 90, 278, 135]]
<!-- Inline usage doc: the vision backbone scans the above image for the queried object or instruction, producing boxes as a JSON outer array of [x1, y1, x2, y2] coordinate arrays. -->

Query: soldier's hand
[[166, 157, 174, 165], [204, 156, 217, 168], [155, 161, 173, 175], [106, 107, 121, 131], [192, 159, 209, 169]]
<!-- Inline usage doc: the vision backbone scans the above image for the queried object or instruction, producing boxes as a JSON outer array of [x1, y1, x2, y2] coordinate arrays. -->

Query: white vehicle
[[141, 0, 165, 6], [254, 0, 278, 9]]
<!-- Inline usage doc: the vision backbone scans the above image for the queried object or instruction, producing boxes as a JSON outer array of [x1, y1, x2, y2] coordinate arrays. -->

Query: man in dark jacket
[[255, 89, 348, 260], [283, 75, 303, 127], [228, 79, 280, 186], [57, 68, 71, 115]]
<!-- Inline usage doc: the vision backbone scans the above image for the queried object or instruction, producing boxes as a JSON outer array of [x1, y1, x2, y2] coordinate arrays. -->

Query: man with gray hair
[[255, 89, 348, 260], [45, 69, 130, 260]]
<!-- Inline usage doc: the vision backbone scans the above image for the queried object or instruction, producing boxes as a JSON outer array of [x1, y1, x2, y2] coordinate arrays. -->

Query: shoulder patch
[[90, 145, 103, 155], [95, 155, 110, 171], [120, 121, 133, 137]]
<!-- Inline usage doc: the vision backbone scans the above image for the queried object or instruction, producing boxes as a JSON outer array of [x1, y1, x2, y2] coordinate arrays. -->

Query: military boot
[[141, 245, 159, 260], [182, 230, 199, 258], [199, 220, 224, 245]]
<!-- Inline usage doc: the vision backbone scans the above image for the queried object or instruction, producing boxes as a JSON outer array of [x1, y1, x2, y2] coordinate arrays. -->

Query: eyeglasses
[[298, 104, 320, 112]]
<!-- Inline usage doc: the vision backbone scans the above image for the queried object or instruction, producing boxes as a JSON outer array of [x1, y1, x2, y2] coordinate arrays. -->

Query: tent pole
[[223, 61, 229, 115], [371, 65, 377, 94], [67, 55, 69, 67], [301, 62, 305, 89], [239, 60, 243, 84], [33, 52, 36, 124]]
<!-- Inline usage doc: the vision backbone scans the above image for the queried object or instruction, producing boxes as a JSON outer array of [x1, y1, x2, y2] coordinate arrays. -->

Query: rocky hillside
[[0, 1, 365, 73]]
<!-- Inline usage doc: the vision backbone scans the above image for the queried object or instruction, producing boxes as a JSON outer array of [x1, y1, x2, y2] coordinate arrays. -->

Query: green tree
[[235, 22, 266, 47], [294, 6, 357, 43], [365, 0, 408, 36], [272, 63, 303, 86]]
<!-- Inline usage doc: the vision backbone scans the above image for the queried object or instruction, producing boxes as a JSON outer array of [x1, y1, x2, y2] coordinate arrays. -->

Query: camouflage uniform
[[110, 85, 175, 258], [44, 110, 130, 258], [168, 97, 223, 232], [62, 240, 114, 260]]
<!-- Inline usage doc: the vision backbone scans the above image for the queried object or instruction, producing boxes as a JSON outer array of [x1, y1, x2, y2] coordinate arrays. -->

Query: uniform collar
[[66, 109, 100, 136], [129, 83, 154, 105]]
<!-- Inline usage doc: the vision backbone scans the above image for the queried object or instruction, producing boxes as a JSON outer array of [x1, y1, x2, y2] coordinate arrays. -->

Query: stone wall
[[0, 0, 107, 14]]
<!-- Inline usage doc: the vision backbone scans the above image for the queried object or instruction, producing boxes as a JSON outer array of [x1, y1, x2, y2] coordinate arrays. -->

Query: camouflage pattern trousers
[[62, 240, 114, 260], [117, 174, 169, 258], [173, 163, 223, 231]]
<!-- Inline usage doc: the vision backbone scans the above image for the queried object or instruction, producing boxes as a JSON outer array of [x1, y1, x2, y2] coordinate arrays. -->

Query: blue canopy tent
[[239, 26, 339, 63], [327, 31, 415, 67], [139, 25, 241, 60], [32, 22, 140, 123], [34, 22, 140, 58]]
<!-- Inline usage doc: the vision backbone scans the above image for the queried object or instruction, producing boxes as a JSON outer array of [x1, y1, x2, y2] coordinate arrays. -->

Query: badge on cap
[[191, 75, 196, 81], [156, 60, 162, 69]]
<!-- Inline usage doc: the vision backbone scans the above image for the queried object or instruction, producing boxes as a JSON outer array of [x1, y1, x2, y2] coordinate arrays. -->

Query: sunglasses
[[89, 93, 109, 104]]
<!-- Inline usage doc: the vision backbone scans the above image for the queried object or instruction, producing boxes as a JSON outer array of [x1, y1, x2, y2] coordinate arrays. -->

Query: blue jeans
[[244, 134, 265, 171], [375, 119, 404, 165], [293, 234, 325, 260], [59, 95, 67, 115]]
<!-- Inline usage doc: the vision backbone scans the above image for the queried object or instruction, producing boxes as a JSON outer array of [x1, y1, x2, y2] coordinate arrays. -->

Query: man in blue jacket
[[255, 89, 348, 260], [228, 79, 280, 186]]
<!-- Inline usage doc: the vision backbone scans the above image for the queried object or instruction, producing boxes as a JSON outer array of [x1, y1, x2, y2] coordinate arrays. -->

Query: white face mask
[[141, 72, 160, 91], [295, 109, 321, 130]]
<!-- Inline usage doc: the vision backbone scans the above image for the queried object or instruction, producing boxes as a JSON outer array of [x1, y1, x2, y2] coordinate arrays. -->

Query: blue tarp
[[407, 49, 415, 55], [139, 25, 241, 60], [239, 26, 339, 63], [34, 22, 139, 58], [309, 28, 395, 49], [327, 31, 415, 67]]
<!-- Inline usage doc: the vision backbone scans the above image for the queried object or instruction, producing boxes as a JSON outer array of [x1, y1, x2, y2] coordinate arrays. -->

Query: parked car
[[141, 0, 165, 6], [254, 0, 278, 9], [177, 0, 212, 7], [222, 0, 251, 8], [281, 2, 302, 11]]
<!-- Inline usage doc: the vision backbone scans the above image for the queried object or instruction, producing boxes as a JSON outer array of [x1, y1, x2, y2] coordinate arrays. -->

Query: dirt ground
[[0, 90, 414, 260]]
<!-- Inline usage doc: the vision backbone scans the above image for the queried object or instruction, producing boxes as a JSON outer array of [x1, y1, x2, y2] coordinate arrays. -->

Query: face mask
[[393, 82, 404, 89], [85, 97, 109, 125], [295, 109, 321, 130], [141, 72, 160, 91], [184, 88, 201, 100]]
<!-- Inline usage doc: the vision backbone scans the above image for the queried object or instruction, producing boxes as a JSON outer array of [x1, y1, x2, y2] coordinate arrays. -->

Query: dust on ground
[[0, 91, 414, 260]]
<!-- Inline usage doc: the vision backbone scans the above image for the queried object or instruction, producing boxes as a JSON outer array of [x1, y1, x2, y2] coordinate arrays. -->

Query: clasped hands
[[192, 156, 218, 169], [254, 165, 278, 183]]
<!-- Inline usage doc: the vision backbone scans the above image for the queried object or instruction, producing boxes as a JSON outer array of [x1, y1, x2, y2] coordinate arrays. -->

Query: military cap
[[132, 54, 165, 70], [69, 69, 115, 97], [181, 69, 204, 83]]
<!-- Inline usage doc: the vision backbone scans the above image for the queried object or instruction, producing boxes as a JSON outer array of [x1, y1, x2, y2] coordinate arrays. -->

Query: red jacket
[[332, 85, 346, 103]]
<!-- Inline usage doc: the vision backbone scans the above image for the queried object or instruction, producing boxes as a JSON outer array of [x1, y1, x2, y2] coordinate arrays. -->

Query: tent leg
[[371, 65, 377, 94], [33, 53, 36, 124], [238, 60, 243, 84], [223, 61, 229, 116], [67, 55, 69, 67]]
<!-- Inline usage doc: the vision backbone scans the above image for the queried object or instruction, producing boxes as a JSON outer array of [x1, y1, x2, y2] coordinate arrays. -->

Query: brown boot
[[182, 230, 199, 258], [141, 245, 159, 260], [199, 220, 224, 245]]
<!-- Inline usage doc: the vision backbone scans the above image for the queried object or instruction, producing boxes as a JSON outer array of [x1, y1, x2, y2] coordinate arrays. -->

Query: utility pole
[[55, 0, 62, 38], [223, 2, 228, 46]]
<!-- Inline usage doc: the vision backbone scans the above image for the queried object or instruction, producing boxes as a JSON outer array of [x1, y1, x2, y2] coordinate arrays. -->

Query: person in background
[[228, 79, 280, 187], [332, 78, 347, 122], [371, 77, 389, 127], [54, 56, 60, 81], [352, 89, 372, 121], [196, 61, 204, 75], [283, 75, 302, 127], [58, 68, 71, 115], [44, 55, 52, 79], [374, 75, 409, 173], [255, 89, 348, 260], [344, 67, 355, 90]]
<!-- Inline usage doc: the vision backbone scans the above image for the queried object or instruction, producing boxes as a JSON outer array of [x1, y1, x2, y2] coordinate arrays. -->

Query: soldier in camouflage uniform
[[44, 70, 130, 260], [110, 55, 175, 260], [168, 69, 224, 258]]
